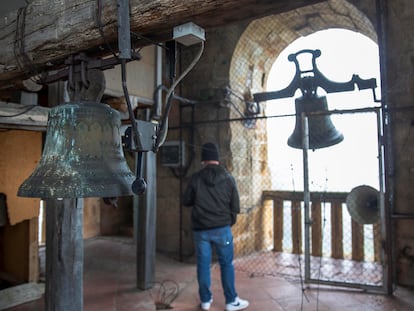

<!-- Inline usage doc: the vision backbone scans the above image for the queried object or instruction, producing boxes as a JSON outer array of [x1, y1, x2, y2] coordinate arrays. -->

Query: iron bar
[[302, 113, 311, 282]]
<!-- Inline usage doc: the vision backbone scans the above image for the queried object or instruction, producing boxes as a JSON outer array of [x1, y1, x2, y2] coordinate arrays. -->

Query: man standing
[[183, 142, 249, 311]]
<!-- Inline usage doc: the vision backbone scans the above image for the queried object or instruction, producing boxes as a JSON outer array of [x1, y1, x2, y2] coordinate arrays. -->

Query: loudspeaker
[[346, 185, 380, 225]]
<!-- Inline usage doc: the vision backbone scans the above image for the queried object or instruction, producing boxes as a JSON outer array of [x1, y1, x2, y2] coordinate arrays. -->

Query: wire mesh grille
[[176, 103, 385, 292]]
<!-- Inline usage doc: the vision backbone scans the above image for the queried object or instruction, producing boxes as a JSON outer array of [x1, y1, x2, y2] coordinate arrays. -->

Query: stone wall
[[378, 0, 414, 286], [155, 0, 414, 286]]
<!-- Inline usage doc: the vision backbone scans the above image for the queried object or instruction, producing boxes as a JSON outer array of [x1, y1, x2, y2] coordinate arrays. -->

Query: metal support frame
[[301, 107, 388, 293], [253, 49, 379, 104]]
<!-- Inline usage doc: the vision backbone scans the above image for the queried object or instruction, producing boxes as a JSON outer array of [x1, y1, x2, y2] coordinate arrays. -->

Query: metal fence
[[176, 102, 386, 292]]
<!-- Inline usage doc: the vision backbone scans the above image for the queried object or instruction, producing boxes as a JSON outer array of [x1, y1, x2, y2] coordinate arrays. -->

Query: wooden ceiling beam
[[0, 0, 323, 90]]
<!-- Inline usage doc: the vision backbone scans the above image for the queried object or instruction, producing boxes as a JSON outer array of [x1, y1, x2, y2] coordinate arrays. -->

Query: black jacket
[[182, 164, 240, 230]]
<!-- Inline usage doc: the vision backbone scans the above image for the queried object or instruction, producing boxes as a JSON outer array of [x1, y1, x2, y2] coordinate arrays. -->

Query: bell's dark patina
[[18, 102, 135, 198], [287, 95, 344, 150]]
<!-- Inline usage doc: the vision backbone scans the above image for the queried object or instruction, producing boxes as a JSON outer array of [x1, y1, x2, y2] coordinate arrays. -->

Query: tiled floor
[[4, 236, 414, 311]]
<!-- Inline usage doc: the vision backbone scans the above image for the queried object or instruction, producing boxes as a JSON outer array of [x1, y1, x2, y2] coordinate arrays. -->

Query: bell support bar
[[253, 49, 378, 103]]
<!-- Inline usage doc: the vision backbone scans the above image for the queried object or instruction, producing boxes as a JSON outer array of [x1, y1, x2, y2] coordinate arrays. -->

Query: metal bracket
[[223, 86, 260, 128], [39, 52, 141, 86], [253, 49, 379, 103]]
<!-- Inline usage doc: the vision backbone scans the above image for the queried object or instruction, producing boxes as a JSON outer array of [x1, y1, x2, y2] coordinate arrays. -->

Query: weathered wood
[[0, 0, 323, 88], [45, 199, 83, 311], [273, 198, 283, 252], [331, 200, 343, 259], [0, 282, 44, 310], [351, 220, 364, 261], [291, 199, 302, 254], [311, 200, 322, 257], [263, 190, 349, 202], [373, 223, 382, 262], [0, 102, 49, 131], [28, 218, 39, 283]]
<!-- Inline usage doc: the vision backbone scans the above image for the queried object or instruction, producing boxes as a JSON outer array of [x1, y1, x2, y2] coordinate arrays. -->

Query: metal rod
[[391, 213, 414, 219], [302, 113, 311, 282], [117, 0, 131, 60], [307, 277, 387, 294], [376, 0, 395, 295]]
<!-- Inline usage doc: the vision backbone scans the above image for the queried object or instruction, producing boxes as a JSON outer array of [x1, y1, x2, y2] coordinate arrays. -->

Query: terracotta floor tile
[[3, 236, 414, 311]]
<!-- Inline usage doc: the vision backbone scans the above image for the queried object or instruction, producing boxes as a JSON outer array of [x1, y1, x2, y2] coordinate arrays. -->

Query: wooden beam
[[0, 282, 44, 310], [28, 218, 39, 283], [0, 102, 49, 131], [351, 220, 364, 261], [0, 0, 323, 89], [45, 199, 83, 311]]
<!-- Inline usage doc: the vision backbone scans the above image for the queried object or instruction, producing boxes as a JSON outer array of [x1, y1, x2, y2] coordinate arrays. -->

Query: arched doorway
[[228, 0, 387, 292]]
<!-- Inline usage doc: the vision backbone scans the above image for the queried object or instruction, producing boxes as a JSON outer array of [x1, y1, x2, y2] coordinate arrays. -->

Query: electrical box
[[161, 141, 185, 167], [123, 120, 156, 152], [173, 22, 205, 46]]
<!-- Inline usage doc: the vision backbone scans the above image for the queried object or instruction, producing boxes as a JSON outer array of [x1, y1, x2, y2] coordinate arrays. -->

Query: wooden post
[[331, 200, 343, 259], [291, 200, 302, 254], [311, 200, 322, 257], [373, 223, 382, 262], [45, 199, 83, 311], [28, 218, 39, 283], [43, 81, 84, 310], [273, 198, 284, 252], [351, 220, 364, 261]]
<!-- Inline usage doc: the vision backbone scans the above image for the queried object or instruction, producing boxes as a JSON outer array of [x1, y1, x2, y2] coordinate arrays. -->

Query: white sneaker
[[225, 297, 249, 311], [200, 298, 213, 310]]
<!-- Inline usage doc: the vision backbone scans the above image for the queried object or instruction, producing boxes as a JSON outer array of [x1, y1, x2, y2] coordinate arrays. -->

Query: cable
[[13, 4, 41, 84], [155, 41, 205, 150], [0, 105, 36, 117], [131, 31, 167, 49], [148, 279, 179, 309]]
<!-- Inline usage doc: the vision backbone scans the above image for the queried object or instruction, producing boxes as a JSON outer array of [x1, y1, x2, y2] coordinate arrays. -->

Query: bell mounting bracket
[[253, 49, 379, 103]]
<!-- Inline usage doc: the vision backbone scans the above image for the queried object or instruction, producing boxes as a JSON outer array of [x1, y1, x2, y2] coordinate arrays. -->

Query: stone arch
[[230, 0, 377, 97], [227, 0, 378, 212]]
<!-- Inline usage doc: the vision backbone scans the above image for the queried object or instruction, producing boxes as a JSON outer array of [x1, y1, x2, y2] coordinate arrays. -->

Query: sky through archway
[[266, 28, 381, 192]]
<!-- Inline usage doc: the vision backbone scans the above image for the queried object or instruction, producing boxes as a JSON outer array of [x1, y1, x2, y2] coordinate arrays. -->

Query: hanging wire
[[0, 105, 36, 117], [13, 4, 41, 84], [131, 31, 168, 49], [148, 280, 179, 310], [154, 40, 205, 151]]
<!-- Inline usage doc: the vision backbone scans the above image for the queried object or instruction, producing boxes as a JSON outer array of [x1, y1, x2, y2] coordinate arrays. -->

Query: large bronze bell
[[18, 102, 135, 198], [287, 95, 344, 150]]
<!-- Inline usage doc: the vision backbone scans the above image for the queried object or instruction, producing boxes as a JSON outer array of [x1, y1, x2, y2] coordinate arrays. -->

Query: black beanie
[[201, 143, 220, 162]]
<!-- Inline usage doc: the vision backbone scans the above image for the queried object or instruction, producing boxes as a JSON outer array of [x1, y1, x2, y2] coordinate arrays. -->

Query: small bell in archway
[[18, 101, 135, 198], [287, 94, 344, 150]]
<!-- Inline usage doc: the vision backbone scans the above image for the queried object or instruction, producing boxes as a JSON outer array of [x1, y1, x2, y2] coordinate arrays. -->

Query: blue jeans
[[193, 225, 237, 304]]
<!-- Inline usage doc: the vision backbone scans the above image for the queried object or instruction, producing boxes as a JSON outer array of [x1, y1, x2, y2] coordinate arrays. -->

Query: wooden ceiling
[[0, 0, 324, 91]]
